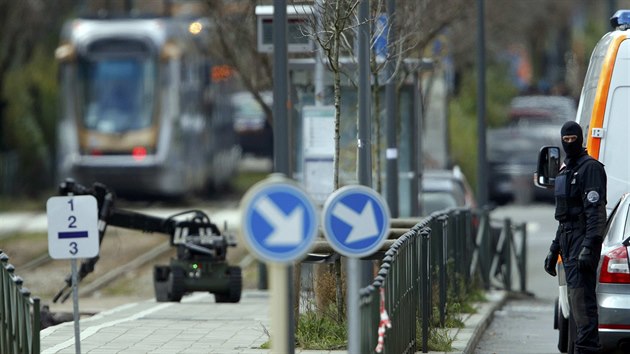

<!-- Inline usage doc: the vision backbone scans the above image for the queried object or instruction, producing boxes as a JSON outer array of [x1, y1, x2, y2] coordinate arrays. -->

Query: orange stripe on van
[[587, 34, 626, 159]]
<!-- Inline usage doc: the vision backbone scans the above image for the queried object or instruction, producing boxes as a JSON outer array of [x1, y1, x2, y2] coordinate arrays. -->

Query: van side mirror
[[535, 146, 561, 188]]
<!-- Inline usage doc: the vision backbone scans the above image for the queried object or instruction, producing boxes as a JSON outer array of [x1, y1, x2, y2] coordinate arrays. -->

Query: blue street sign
[[240, 176, 318, 264], [322, 185, 391, 258], [374, 13, 389, 60]]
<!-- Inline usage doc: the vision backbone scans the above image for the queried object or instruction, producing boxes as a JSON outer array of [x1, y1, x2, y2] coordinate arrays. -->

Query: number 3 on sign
[[46, 195, 100, 260]]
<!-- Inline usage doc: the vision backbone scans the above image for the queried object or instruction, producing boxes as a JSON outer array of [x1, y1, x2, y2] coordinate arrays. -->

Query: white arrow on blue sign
[[240, 177, 318, 264], [322, 185, 391, 258]]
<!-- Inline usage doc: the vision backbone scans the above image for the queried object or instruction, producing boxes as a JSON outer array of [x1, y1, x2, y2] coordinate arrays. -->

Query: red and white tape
[[375, 287, 392, 353]]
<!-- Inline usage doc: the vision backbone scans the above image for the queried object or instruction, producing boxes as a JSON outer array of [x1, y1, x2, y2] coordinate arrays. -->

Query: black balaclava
[[560, 121, 584, 158]]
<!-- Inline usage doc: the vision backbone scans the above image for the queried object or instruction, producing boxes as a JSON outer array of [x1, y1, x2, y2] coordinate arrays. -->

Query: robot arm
[[53, 179, 232, 303]]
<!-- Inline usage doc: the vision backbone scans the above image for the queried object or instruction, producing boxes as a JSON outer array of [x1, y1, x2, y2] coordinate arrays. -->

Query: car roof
[[422, 170, 466, 198]]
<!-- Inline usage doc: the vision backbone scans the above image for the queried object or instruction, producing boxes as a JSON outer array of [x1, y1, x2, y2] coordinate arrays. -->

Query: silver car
[[555, 193, 630, 353], [597, 192, 630, 352]]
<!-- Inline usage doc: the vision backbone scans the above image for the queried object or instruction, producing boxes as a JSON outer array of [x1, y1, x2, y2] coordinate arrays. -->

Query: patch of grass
[[428, 326, 454, 352], [444, 303, 466, 328], [0, 196, 47, 212], [0, 232, 46, 243], [296, 307, 347, 350], [417, 318, 455, 352]]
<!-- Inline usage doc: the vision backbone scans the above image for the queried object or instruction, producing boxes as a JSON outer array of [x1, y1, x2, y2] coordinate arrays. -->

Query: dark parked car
[[555, 193, 630, 353], [488, 95, 576, 205]]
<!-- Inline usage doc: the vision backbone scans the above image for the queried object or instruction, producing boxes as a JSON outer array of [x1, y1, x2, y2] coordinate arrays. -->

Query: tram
[[54, 1, 240, 197]]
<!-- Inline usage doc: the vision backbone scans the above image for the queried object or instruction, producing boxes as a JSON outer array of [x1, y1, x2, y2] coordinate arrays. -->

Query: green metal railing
[[359, 207, 527, 354], [0, 250, 41, 354]]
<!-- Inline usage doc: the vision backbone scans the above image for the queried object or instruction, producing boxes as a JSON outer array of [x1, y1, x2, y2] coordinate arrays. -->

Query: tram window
[[79, 57, 156, 133]]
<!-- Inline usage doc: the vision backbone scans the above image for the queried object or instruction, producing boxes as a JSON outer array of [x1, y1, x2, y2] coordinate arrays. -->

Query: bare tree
[[301, 0, 361, 192]]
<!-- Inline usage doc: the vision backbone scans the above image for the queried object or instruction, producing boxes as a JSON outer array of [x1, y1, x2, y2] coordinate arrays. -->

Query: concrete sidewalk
[[40, 289, 507, 354]]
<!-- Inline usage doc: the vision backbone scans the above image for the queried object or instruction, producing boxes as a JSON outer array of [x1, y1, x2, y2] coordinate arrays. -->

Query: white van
[[535, 10, 630, 353], [573, 10, 630, 213]]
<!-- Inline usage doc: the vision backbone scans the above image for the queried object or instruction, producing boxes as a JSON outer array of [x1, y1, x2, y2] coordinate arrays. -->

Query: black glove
[[544, 250, 559, 277], [578, 247, 594, 271]]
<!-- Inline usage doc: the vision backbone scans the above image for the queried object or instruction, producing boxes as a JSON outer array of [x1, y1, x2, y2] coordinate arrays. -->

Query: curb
[[443, 289, 508, 354]]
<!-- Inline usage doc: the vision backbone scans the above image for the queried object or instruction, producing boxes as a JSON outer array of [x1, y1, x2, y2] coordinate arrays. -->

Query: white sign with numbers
[[46, 195, 100, 259]]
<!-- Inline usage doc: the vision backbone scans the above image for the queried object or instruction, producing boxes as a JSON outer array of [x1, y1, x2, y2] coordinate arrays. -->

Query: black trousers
[[564, 260, 600, 354]]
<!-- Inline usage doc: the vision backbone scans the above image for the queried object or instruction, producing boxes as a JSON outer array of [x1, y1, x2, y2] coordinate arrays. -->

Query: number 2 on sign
[[68, 216, 77, 228]]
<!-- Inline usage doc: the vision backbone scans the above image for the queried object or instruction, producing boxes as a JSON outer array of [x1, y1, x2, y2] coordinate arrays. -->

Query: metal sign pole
[[68, 191, 81, 354], [347, 258, 360, 352], [71, 258, 81, 354], [270, 263, 290, 353], [271, 0, 293, 351], [321, 185, 391, 354]]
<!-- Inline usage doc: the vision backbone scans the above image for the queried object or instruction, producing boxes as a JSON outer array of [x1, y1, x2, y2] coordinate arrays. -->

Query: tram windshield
[[78, 57, 156, 133]]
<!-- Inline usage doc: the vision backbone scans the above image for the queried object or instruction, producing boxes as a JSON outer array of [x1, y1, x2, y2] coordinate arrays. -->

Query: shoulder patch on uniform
[[587, 191, 600, 203]]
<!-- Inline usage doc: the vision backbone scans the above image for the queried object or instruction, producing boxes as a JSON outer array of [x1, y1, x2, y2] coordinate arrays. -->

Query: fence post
[[503, 218, 512, 291], [480, 209, 491, 289], [434, 215, 448, 327], [359, 284, 376, 354], [464, 210, 473, 288], [448, 211, 460, 300], [519, 223, 527, 293], [412, 230, 419, 353], [31, 296, 40, 354], [420, 229, 431, 353], [1, 252, 8, 354]]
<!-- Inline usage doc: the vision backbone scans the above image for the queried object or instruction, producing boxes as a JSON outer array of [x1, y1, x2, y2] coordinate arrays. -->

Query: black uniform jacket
[[550, 152, 607, 259]]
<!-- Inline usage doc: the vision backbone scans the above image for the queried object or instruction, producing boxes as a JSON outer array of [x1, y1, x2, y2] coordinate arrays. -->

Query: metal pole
[[67, 190, 81, 354], [385, 0, 399, 218], [347, 258, 361, 354], [358, 0, 373, 287], [270, 263, 291, 354], [273, 0, 289, 177], [476, 0, 488, 208], [272, 1, 294, 352], [71, 259, 81, 354], [410, 73, 420, 216], [358, 0, 371, 188]]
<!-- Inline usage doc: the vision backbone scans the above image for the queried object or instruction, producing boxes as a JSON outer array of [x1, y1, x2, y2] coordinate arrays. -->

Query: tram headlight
[[55, 43, 76, 62]]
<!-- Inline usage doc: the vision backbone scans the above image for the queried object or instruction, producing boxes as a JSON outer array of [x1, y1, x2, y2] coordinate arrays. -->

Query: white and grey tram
[[55, 4, 240, 197]]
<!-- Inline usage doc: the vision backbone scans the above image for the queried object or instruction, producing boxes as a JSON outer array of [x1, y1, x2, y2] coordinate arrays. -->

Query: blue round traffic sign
[[240, 176, 318, 264], [322, 185, 391, 258]]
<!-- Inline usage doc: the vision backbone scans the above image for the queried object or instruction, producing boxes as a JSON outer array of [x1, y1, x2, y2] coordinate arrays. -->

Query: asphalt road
[[475, 203, 561, 354]]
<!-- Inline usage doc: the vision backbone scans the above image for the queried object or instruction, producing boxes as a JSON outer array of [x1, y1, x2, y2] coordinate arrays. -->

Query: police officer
[[544, 121, 607, 354]]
